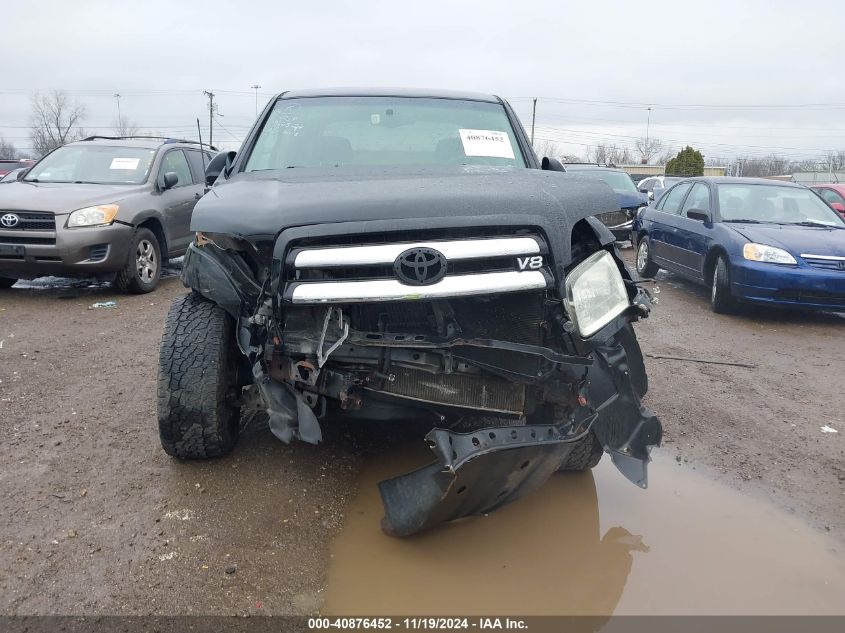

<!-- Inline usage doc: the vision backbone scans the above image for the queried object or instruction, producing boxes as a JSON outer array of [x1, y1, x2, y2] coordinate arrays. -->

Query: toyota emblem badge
[[0, 213, 21, 228], [393, 247, 447, 286]]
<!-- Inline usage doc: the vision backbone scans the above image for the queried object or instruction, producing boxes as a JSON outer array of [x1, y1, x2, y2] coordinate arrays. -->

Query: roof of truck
[[277, 87, 502, 103]]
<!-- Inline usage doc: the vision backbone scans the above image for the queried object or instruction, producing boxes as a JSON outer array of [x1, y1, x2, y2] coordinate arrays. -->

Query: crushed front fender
[[378, 335, 662, 537]]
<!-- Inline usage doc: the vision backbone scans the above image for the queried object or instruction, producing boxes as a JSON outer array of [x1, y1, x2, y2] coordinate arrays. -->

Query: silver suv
[[0, 136, 215, 292]]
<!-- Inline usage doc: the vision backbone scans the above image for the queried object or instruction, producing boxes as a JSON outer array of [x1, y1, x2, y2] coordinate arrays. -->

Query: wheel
[[0, 277, 17, 289], [157, 292, 240, 459], [710, 255, 737, 314], [114, 228, 161, 294], [529, 406, 604, 472], [635, 236, 660, 278], [558, 431, 604, 472]]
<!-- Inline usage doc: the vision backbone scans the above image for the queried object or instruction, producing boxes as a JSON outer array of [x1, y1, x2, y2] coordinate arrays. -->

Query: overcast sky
[[2, 0, 844, 163]]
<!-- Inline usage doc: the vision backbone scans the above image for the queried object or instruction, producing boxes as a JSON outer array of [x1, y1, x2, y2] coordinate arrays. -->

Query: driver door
[[157, 149, 200, 254]]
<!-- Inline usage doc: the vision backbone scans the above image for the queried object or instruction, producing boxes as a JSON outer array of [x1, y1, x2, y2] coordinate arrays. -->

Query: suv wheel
[[635, 237, 660, 278], [0, 277, 17, 289], [711, 255, 737, 314], [114, 228, 161, 294], [529, 405, 603, 472], [157, 292, 241, 459]]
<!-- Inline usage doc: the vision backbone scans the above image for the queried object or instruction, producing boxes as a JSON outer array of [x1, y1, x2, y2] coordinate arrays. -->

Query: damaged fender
[[379, 337, 662, 536]]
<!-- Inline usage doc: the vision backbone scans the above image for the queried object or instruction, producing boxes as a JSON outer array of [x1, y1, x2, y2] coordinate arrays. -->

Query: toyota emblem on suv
[[393, 247, 447, 286], [0, 213, 20, 228]]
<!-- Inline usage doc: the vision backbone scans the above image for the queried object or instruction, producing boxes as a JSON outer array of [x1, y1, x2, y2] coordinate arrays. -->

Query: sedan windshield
[[576, 169, 638, 193], [244, 96, 526, 171], [25, 145, 156, 185], [718, 184, 845, 226]]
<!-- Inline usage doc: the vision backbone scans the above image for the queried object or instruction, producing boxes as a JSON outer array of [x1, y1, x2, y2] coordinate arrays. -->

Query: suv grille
[[0, 211, 56, 231], [283, 231, 553, 304]]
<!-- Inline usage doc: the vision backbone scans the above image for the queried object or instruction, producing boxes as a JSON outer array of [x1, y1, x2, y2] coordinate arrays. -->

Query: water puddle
[[323, 445, 845, 615]]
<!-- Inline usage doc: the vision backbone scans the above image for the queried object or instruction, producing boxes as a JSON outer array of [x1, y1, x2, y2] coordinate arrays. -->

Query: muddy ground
[[0, 253, 843, 615]]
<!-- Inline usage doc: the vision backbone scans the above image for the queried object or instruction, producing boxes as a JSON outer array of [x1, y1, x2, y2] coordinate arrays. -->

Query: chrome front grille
[[801, 254, 845, 272], [284, 233, 552, 304]]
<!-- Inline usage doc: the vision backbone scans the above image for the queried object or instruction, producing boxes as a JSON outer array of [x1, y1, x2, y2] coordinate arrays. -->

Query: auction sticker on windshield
[[459, 129, 515, 159], [110, 158, 140, 170]]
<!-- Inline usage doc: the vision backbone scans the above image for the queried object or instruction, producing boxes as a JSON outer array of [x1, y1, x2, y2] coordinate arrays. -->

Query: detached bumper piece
[[379, 423, 577, 537]]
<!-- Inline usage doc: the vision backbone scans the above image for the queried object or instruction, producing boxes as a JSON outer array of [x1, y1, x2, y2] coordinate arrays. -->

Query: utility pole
[[203, 91, 215, 146], [530, 98, 537, 145], [114, 93, 122, 130], [250, 84, 262, 117], [645, 106, 652, 144]]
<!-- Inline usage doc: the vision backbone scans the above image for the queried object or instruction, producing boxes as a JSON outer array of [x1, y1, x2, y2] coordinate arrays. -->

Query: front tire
[[157, 292, 240, 459], [635, 236, 660, 278], [558, 431, 604, 471], [710, 255, 737, 314], [115, 228, 161, 294]]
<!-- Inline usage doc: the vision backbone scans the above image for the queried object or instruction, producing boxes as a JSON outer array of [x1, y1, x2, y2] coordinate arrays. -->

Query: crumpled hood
[[192, 166, 619, 240], [728, 223, 845, 258], [0, 181, 146, 215]]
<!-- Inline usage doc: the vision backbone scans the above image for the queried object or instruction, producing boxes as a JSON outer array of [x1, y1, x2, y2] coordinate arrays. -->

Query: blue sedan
[[631, 177, 845, 313]]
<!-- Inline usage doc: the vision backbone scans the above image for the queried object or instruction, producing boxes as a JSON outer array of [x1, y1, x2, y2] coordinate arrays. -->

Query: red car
[[0, 159, 35, 179], [811, 184, 845, 220]]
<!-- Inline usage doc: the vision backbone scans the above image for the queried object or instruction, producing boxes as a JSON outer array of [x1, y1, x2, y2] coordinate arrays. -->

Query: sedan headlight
[[67, 204, 119, 228], [742, 243, 796, 265], [564, 250, 630, 337]]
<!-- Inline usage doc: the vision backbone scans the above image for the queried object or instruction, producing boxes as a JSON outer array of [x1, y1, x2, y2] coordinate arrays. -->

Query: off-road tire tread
[[115, 227, 161, 294], [558, 431, 604, 471], [157, 292, 239, 459]]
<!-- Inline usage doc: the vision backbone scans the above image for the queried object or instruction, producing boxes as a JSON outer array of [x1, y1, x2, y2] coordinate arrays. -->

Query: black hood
[[192, 166, 619, 266]]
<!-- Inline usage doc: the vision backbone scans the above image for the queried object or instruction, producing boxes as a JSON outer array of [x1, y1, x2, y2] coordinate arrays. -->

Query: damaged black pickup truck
[[157, 88, 662, 536]]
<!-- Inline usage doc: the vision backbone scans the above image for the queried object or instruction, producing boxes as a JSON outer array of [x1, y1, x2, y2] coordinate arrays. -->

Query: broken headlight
[[564, 250, 629, 337]]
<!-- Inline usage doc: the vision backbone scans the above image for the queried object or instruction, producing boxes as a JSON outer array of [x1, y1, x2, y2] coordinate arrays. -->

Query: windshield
[[25, 145, 156, 184], [718, 184, 845, 226], [576, 169, 638, 193], [244, 96, 526, 171]]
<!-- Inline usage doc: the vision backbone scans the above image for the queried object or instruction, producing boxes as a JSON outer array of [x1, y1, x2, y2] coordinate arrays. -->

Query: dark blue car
[[631, 177, 845, 313]]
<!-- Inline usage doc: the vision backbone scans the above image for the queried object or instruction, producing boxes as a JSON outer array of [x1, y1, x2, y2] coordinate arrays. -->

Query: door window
[[659, 182, 692, 214], [817, 188, 845, 206], [682, 183, 711, 214], [159, 150, 193, 188], [185, 150, 210, 184]]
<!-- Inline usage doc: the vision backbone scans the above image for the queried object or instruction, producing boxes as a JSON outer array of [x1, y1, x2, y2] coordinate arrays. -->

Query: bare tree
[[823, 151, 845, 172], [533, 139, 562, 160], [634, 137, 664, 164], [114, 115, 140, 137], [589, 143, 633, 165], [0, 136, 18, 159], [29, 91, 86, 156]]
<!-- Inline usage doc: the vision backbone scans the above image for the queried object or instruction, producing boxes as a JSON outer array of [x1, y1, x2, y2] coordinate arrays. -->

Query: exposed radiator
[[375, 366, 525, 415]]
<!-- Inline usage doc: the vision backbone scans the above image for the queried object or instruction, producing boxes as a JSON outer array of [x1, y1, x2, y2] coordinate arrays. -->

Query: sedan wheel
[[636, 237, 659, 278]]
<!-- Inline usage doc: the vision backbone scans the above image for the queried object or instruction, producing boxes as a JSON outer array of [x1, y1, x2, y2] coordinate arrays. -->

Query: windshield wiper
[[786, 220, 843, 229], [723, 219, 765, 224]]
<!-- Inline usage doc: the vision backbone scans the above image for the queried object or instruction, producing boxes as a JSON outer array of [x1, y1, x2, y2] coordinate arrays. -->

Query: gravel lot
[[0, 254, 843, 615]]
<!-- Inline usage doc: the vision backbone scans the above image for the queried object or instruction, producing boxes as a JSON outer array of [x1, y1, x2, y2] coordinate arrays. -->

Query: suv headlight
[[742, 243, 796, 265], [67, 204, 119, 228], [564, 250, 630, 337]]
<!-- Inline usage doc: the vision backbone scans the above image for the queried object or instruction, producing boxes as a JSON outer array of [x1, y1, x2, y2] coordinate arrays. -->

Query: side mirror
[[686, 208, 712, 222], [541, 156, 566, 171], [647, 191, 655, 201], [16, 169, 27, 181], [162, 172, 179, 190], [830, 202, 845, 213], [205, 151, 237, 186]]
